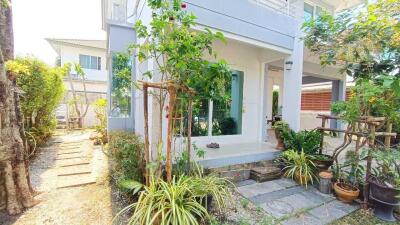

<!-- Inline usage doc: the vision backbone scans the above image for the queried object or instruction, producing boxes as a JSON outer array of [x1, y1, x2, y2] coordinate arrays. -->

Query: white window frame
[[304, 1, 328, 20], [79, 54, 101, 70]]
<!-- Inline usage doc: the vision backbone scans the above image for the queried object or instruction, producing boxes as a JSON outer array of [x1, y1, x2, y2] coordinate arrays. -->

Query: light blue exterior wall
[[107, 24, 136, 131], [184, 0, 296, 51]]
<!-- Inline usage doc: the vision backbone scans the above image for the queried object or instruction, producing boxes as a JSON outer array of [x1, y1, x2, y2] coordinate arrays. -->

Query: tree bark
[[0, 0, 37, 215]]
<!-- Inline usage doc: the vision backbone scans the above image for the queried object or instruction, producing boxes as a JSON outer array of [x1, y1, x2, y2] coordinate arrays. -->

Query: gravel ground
[[0, 130, 128, 225]]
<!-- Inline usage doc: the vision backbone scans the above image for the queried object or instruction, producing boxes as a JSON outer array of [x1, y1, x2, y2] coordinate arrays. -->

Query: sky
[[13, 0, 106, 65]]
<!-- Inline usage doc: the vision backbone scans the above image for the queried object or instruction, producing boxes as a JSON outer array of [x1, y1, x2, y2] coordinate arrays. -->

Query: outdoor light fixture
[[285, 61, 293, 71]]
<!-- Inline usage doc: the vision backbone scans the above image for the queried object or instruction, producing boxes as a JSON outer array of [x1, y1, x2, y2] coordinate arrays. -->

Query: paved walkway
[[237, 179, 359, 225]]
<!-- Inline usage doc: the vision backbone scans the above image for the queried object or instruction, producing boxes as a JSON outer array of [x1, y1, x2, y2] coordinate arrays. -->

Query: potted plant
[[369, 149, 400, 221], [332, 150, 366, 203], [272, 121, 289, 150], [283, 150, 318, 187]]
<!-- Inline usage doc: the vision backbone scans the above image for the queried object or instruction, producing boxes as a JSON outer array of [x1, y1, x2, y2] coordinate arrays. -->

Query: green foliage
[[372, 148, 400, 188], [108, 131, 144, 185], [272, 90, 279, 117], [303, 0, 400, 80], [6, 56, 65, 148], [281, 129, 321, 155], [131, 0, 231, 101], [283, 150, 318, 187], [240, 198, 250, 209], [213, 117, 237, 135], [333, 149, 368, 187], [331, 78, 400, 124], [304, 0, 400, 124], [116, 174, 232, 225], [92, 98, 107, 143]]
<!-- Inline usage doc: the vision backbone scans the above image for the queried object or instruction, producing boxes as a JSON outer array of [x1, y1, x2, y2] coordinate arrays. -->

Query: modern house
[[47, 38, 108, 127], [101, 0, 362, 167]]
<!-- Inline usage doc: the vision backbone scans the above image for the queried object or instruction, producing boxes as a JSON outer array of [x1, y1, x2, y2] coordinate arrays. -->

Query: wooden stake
[[187, 98, 193, 172], [364, 123, 376, 209], [143, 84, 150, 186], [166, 84, 176, 182]]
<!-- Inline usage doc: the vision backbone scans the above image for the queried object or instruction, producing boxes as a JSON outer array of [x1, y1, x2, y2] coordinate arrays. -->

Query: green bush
[[108, 131, 144, 184], [6, 57, 65, 150], [281, 129, 321, 155], [116, 174, 231, 225]]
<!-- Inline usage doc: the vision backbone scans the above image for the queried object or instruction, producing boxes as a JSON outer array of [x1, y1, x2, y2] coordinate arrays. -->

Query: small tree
[[66, 63, 90, 128], [132, 0, 231, 182]]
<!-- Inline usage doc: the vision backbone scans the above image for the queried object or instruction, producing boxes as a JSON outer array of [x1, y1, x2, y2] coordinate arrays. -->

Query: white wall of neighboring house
[[47, 39, 108, 128]]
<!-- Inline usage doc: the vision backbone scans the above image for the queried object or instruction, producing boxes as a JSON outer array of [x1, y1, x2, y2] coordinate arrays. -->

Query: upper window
[[304, 2, 327, 22], [304, 3, 314, 22], [79, 54, 101, 70]]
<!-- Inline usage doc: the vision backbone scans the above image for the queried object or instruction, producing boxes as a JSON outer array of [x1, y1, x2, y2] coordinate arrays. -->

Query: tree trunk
[[0, 1, 37, 215]]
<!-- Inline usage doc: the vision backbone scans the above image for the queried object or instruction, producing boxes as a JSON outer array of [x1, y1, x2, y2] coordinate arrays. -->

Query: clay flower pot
[[274, 128, 285, 150], [295, 171, 311, 185], [334, 182, 360, 203]]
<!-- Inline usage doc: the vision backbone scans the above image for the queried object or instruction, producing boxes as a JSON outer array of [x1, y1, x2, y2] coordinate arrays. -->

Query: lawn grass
[[330, 209, 400, 225]]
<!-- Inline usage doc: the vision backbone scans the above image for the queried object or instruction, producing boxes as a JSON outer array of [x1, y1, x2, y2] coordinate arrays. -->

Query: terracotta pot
[[295, 171, 310, 185], [334, 182, 359, 203], [274, 128, 285, 150]]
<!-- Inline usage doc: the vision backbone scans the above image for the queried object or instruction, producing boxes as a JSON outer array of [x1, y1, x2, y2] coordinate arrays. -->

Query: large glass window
[[110, 52, 132, 118], [79, 54, 101, 70], [190, 70, 244, 137], [212, 71, 243, 136]]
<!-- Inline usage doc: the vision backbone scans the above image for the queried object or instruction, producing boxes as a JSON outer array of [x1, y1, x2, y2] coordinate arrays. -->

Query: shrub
[[281, 129, 321, 155], [116, 174, 231, 225], [6, 57, 65, 152], [93, 98, 107, 143], [108, 131, 144, 184]]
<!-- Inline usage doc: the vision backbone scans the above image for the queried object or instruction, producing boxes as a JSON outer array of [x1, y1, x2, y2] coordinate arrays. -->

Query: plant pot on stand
[[369, 177, 400, 222]]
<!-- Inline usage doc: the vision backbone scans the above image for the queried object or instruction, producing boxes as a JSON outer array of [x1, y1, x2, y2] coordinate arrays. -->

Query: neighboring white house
[[47, 38, 108, 128], [101, 0, 363, 167]]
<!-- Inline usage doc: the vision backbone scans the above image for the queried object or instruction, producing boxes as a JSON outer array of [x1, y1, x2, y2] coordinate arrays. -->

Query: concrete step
[[57, 158, 91, 167], [58, 164, 91, 175]]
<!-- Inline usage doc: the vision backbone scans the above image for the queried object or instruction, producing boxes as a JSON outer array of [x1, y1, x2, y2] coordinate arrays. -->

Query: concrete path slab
[[236, 178, 359, 225]]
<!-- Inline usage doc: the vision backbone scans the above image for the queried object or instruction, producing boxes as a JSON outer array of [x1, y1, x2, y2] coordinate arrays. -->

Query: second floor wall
[[59, 45, 108, 82]]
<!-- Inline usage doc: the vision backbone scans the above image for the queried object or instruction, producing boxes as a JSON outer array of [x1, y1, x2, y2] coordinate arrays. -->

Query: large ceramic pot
[[311, 154, 334, 171], [333, 182, 360, 203], [369, 176, 400, 222], [274, 128, 285, 150], [369, 177, 400, 205]]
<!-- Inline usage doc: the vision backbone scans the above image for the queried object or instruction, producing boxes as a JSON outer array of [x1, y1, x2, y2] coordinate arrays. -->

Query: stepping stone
[[56, 155, 85, 160], [57, 158, 90, 167], [236, 179, 257, 187], [237, 180, 285, 198], [57, 174, 95, 189], [58, 164, 91, 174], [58, 151, 82, 156], [250, 166, 282, 182]]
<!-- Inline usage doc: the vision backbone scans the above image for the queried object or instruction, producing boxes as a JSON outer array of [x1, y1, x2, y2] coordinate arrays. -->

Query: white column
[[262, 64, 274, 141], [282, 0, 304, 131], [330, 79, 346, 129]]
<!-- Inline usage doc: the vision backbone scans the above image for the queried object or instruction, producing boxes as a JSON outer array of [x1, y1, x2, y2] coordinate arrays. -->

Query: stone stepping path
[[237, 178, 358, 225], [54, 140, 96, 189]]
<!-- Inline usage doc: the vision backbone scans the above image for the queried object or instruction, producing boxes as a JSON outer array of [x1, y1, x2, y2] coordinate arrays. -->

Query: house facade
[[47, 38, 108, 127], [101, 0, 361, 162]]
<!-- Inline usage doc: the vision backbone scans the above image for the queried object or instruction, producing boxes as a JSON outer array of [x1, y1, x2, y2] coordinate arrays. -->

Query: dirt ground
[[0, 130, 128, 225]]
